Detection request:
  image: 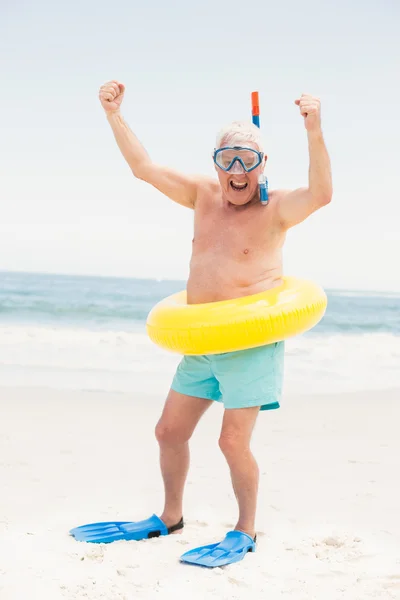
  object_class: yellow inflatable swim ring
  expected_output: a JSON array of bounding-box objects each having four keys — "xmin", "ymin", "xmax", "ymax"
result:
[{"xmin": 146, "ymin": 276, "xmax": 327, "ymax": 355}]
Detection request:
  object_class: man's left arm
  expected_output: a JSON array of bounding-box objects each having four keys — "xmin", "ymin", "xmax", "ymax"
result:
[{"xmin": 277, "ymin": 94, "xmax": 333, "ymax": 229}]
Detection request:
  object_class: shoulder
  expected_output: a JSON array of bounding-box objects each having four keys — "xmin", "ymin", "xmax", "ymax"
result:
[
  {"xmin": 267, "ymin": 188, "xmax": 300, "ymax": 211},
  {"xmin": 256, "ymin": 189, "xmax": 288, "ymax": 228},
  {"xmin": 194, "ymin": 174, "xmax": 218, "ymax": 189},
  {"xmin": 262, "ymin": 188, "xmax": 287, "ymax": 212},
  {"xmin": 268, "ymin": 188, "xmax": 290, "ymax": 201},
  {"xmin": 194, "ymin": 176, "xmax": 219, "ymax": 206}
]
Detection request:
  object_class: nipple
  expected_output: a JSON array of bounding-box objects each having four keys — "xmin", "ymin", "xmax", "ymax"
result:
[{"xmin": 244, "ymin": 249, "xmax": 249, "ymax": 255}]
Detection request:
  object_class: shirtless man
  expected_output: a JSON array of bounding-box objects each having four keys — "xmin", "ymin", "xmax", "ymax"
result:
[{"xmin": 74, "ymin": 81, "xmax": 332, "ymax": 564}]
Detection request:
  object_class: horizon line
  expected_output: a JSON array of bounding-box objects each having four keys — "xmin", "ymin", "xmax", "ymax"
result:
[{"xmin": 0, "ymin": 268, "xmax": 399, "ymax": 296}]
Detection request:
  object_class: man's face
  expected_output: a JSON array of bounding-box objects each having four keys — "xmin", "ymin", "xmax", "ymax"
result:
[{"xmin": 213, "ymin": 142, "xmax": 266, "ymax": 206}]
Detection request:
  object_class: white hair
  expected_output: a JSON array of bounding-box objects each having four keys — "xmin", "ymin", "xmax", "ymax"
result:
[{"xmin": 215, "ymin": 120, "xmax": 264, "ymax": 152}]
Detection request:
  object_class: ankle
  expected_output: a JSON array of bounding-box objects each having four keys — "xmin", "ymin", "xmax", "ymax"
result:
[
  {"xmin": 234, "ymin": 524, "xmax": 256, "ymax": 540},
  {"xmin": 160, "ymin": 512, "xmax": 184, "ymax": 529}
]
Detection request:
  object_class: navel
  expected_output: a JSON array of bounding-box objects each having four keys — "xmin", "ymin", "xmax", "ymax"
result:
[{"xmin": 243, "ymin": 248, "xmax": 249, "ymax": 255}]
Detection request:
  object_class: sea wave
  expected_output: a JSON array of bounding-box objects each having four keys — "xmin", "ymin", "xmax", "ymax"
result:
[
  {"xmin": 1, "ymin": 272, "xmax": 399, "ymax": 334},
  {"xmin": 0, "ymin": 324, "xmax": 399, "ymax": 395}
]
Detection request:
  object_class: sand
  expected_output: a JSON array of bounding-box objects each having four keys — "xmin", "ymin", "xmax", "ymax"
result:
[{"xmin": 0, "ymin": 386, "xmax": 399, "ymax": 599}]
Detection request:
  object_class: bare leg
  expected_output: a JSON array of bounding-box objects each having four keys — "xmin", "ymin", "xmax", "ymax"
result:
[
  {"xmin": 155, "ymin": 389, "xmax": 213, "ymax": 528},
  {"xmin": 219, "ymin": 406, "xmax": 260, "ymax": 539}
]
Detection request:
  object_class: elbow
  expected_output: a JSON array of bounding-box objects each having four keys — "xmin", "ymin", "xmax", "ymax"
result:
[
  {"xmin": 311, "ymin": 188, "xmax": 332, "ymax": 208},
  {"xmin": 319, "ymin": 192, "xmax": 332, "ymax": 207},
  {"xmin": 131, "ymin": 167, "xmax": 146, "ymax": 181},
  {"xmin": 133, "ymin": 170, "xmax": 145, "ymax": 181},
  {"xmin": 131, "ymin": 161, "xmax": 152, "ymax": 181}
]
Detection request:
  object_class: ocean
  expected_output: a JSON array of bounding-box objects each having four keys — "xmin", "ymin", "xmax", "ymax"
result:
[{"xmin": 0, "ymin": 270, "xmax": 399, "ymax": 396}]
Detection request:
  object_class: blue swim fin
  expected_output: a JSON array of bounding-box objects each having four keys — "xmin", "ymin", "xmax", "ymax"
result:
[
  {"xmin": 180, "ymin": 530, "xmax": 256, "ymax": 568},
  {"xmin": 69, "ymin": 514, "xmax": 183, "ymax": 544}
]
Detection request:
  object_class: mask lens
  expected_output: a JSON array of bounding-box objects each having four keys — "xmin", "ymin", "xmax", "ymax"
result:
[{"xmin": 215, "ymin": 147, "xmax": 261, "ymax": 172}]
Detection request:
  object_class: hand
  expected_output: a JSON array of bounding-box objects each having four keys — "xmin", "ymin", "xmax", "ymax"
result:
[
  {"xmin": 99, "ymin": 80, "xmax": 125, "ymax": 113},
  {"xmin": 295, "ymin": 94, "xmax": 321, "ymax": 132}
]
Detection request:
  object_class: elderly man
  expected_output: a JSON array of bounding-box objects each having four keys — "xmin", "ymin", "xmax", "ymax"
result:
[{"xmin": 70, "ymin": 82, "xmax": 332, "ymax": 566}]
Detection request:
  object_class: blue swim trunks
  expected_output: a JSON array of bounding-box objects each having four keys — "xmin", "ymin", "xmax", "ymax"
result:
[{"xmin": 171, "ymin": 342, "xmax": 284, "ymax": 411}]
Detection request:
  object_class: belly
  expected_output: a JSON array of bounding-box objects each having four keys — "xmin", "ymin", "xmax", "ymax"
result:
[{"xmin": 187, "ymin": 249, "xmax": 283, "ymax": 304}]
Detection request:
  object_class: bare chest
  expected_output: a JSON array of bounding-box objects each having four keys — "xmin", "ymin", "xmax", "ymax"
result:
[{"xmin": 193, "ymin": 202, "xmax": 281, "ymax": 258}]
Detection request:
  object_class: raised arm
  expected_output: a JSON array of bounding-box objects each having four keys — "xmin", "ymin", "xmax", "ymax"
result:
[
  {"xmin": 277, "ymin": 94, "xmax": 333, "ymax": 228},
  {"xmin": 99, "ymin": 81, "xmax": 199, "ymax": 209}
]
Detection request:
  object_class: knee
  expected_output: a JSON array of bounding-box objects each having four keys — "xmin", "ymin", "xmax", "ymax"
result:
[
  {"xmin": 219, "ymin": 429, "xmax": 248, "ymax": 459},
  {"xmin": 155, "ymin": 420, "xmax": 191, "ymax": 446}
]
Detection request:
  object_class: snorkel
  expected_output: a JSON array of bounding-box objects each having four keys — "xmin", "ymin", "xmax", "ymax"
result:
[{"xmin": 251, "ymin": 91, "xmax": 269, "ymax": 206}]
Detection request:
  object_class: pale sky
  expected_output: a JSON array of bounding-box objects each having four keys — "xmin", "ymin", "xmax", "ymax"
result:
[{"xmin": 1, "ymin": 0, "xmax": 399, "ymax": 291}]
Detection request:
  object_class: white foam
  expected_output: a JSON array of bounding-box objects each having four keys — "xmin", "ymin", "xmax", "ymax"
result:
[
  {"xmin": 0, "ymin": 325, "xmax": 399, "ymax": 394},
  {"xmin": 330, "ymin": 289, "xmax": 400, "ymax": 299},
  {"xmin": 0, "ymin": 324, "xmax": 180, "ymax": 394},
  {"xmin": 283, "ymin": 333, "xmax": 400, "ymax": 394}
]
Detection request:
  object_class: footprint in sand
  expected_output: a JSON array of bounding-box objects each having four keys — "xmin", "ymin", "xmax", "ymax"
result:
[
  {"xmin": 81, "ymin": 546, "xmax": 105, "ymax": 563},
  {"xmin": 381, "ymin": 575, "xmax": 400, "ymax": 590},
  {"xmin": 227, "ymin": 576, "xmax": 250, "ymax": 588},
  {"xmin": 194, "ymin": 520, "xmax": 208, "ymax": 527},
  {"xmin": 313, "ymin": 535, "xmax": 363, "ymax": 562}
]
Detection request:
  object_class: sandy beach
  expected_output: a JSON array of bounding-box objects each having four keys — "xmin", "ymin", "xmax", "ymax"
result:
[{"xmin": 0, "ymin": 386, "xmax": 399, "ymax": 599}]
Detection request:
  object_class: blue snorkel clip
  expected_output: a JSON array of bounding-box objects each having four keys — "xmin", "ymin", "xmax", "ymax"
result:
[
  {"xmin": 258, "ymin": 174, "xmax": 269, "ymax": 206},
  {"xmin": 251, "ymin": 91, "xmax": 269, "ymax": 206}
]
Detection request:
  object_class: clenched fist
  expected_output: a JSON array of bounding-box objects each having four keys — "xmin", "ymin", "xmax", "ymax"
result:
[
  {"xmin": 99, "ymin": 81, "xmax": 125, "ymax": 113},
  {"xmin": 295, "ymin": 94, "xmax": 321, "ymax": 132}
]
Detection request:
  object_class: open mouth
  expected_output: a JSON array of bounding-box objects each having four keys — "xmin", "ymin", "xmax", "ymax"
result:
[{"xmin": 230, "ymin": 181, "xmax": 248, "ymax": 192}]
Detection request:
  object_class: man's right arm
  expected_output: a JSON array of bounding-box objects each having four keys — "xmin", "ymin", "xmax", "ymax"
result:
[
  {"xmin": 106, "ymin": 112, "xmax": 198, "ymax": 209},
  {"xmin": 101, "ymin": 82, "xmax": 198, "ymax": 209}
]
